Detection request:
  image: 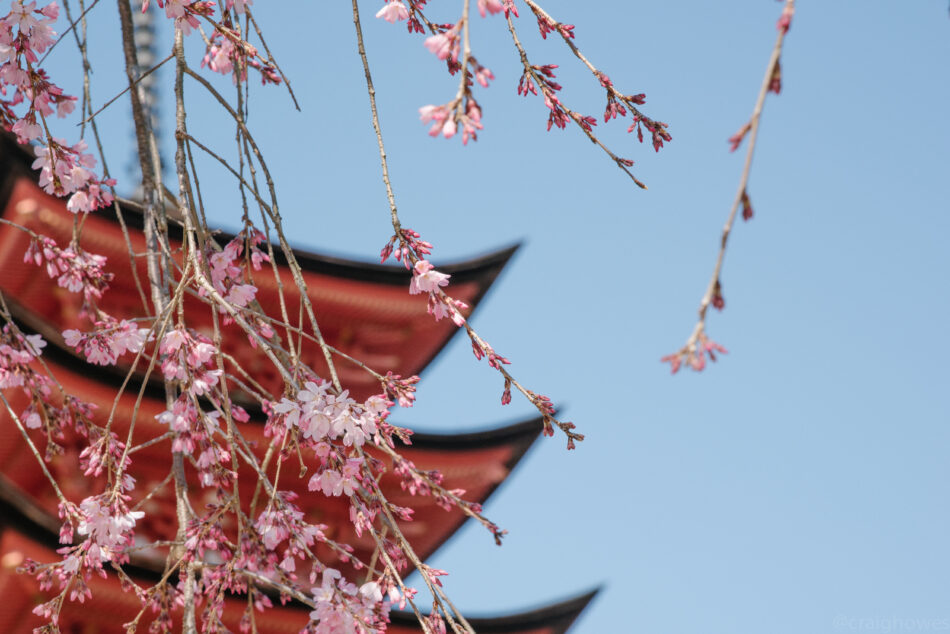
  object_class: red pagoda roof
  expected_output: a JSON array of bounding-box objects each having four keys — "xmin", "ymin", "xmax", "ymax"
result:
[
  {"xmin": 0, "ymin": 136, "xmax": 517, "ymax": 401},
  {"xmin": 0, "ymin": 134, "xmax": 596, "ymax": 631},
  {"xmin": 0, "ymin": 322, "xmax": 542, "ymax": 570},
  {"xmin": 0, "ymin": 484, "xmax": 596, "ymax": 634}
]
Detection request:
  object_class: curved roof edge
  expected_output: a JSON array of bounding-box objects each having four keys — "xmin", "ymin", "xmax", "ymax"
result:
[
  {"xmin": 392, "ymin": 588, "xmax": 600, "ymax": 634},
  {"xmin": 0, "ymin": 132, "xmax": 519, "ymax": 286}
]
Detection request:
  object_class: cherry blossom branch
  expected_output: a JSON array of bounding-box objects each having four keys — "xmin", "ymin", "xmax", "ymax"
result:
[
  {"xmin": 358, "ymin": 0, "xmax": 582, "ymax": 449},
  {"xmin": 504, "ymin": 10, "xmax": 655, "ymax": 188},
  {"xmin": 663, "ymin": 0, "xmax": 795, "ymax": 374},
  {"xmin": 182, "ymin": 64, "xmax": 344, "ymax": 392}
]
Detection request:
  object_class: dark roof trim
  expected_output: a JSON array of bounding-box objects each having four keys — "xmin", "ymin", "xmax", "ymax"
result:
[{"xmin": 391, "ymin": 588, "xmax": 601, "ymax": 633}]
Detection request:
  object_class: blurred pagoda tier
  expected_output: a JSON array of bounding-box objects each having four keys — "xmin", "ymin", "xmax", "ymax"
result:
[
  {"xmin": 0, "ymin": 481, "xmax": 597, "ymax": 633},
  {"xmin": 0, "ymin": 133, "xmax": 596, "ymax": 631}
]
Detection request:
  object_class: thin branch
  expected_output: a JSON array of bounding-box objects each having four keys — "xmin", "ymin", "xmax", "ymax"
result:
[{"xmin": 665, "ymin": 0, "xmax": 795, "ymax": 373}]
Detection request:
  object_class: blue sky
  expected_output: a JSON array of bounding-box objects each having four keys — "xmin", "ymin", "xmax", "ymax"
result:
[{"xmin": 39, "ymin": 1, "xmax": 950, "ymax": 632}]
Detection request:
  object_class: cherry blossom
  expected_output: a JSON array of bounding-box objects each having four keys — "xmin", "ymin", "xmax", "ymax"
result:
[
  {"xmin": 30, "ymin": 140, "xmax": 115, "ymax": 213},
  {"xmin": 375, "ymin": 1, "xmax": 409, "ymax": 24},
  {"xmin": 408, "ymin": 259, "xmax": 450, "ymax": 294},
  {"xmin": 0, "ymin": 325, "xmax": 46, "ymax": 389},
  {"xmin": 423, "ymin": 25, "xmax": 460, "ymax": 62},
  {"xmin": 75, "ymin": 495, "xmax": 144, "ymax": 561},
  {"xmin": 62, "ymin": 319, "xmax": 151, "ymax": 366},
  {"xmin": 477, "ymin": 0, "xmax": 504, "ymax": 18}
]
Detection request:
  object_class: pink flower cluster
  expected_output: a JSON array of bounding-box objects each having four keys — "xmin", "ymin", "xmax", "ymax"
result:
[
  {"xmin": 418, "ymin": 104, "xmax": 455, "ymax": 138},
  {"xmin": 150, "ymin": 0, "xmax": 203, "ymax": 35},
  {"xmin": 204, "ymin": 233, "xmax": 266, "ymax": 316},
  {"xmin": 308, "ymin": 568, "xmax": 391, "ymax": 634},
  {"xmin": 409, "ymin": 260, "xmax": 467, "ymax": 325},
  {"xmin": 418, "ymin": 98, "xmax": 483, "ymax": 144},
  {"xmin": 200, "ymin": 25, "xmax": 281, "ymax": 85},
  {"xmin": 242, "ymin": 492, "xmax": 330, "ymax": 583},
  {"xmin": 63, "ymin": 318, "xmax": 151, "ymax": 366},
  {"xmin": 24, "ymin": 235, "xmax": 114, "ymax": 303},
  {"xmin": 158, "ymin": 327, "xmax": 222, "ymax": 396},
  {"xmin": 534, "ymin": 13, "xmax": 575, "ymax": 40},
  {"xmin": 271, "ymin": 381, "xmax": 385, "ymax": 450},
  {"xmin": 31, "ymin": 139, "xmax": 115, "ymax": 213},
  {"xmin": 0, "ymin": 324, "xmax": 45, "ymax": 389},
  {"xmin": 31, "ymin": 494, "xmax": 143, "ymax": 612},
  {"xmin": 1, "ymin": 1, "xmax": 57, "ymax": 60},
  {"xmin": 408, "ymin": 259, "xmax": 449, "ymax": 295},
  {"xmin": 0, "ymin": 324, "xmax": 101, "ymax": 450},
  {"xmin": 381, "ymin": 371, "xmax": 419, "ymax": 409},
  {"xmin": 423, "ymin": 24, "xmax": 460, "ymax": 63},
  {"xmin": 1, "ymin": 3, "xmax": 116, "ymax": 213}
]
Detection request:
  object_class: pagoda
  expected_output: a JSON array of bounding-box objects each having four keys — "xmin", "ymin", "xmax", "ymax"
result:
[{"xmin": 0, "ymin": 134, "xmax": 595, "ymax": 633}]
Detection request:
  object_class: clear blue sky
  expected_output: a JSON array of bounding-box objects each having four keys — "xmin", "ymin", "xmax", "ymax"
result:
[{"xmin": 40, "ymin": 1, "xmax": 950, "ymax": 632}]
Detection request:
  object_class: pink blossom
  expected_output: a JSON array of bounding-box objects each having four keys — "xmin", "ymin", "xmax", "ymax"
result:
[
  {"xmin": 5, "ymin": 1, "xmax": 40, "ymax": 33},
  {"xmin": 477, "ymin": 0, "xmax": 504, "ymax": 17},
  {"xmin": 409, "ymin": 259, "xmax": 450, "ymax": 294},
  {"xmin": 424, "ymin": 25, "xmax": 459, "ymax": 62},
  {"xmin": 375, "ymin": 1, "xmax": 409, "ymax": 23},
  {"xmin": 359, "ymin": 581, "xmax": 382, "ymax": 605},
  {"xmin": 226, "ymin": 283, "xmax": 257, "ymax": 307},
  {"xmin": 24, "ymin": 409, "xmax": 42, "ymax": 429},
  {"xmin": 75, "ymin": 496, "xmax": 144, "ymax": 561},
  {"xmin": 310, "ymin": 468, "xmax": 344, "ymax": 497},
  {"xmin": 11, "ymin": 117, "xmax": 42, "ymax": 142}
]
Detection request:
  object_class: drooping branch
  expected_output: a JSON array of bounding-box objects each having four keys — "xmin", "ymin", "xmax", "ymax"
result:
[{"xmin": 663, "ymin": 0, "xmax": 795, "ymax": 374}]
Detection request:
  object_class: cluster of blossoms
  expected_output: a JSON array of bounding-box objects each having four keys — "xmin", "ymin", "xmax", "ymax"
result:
[
  {"xmin": 516, "ymin": 62, "xmax": 574, "ymax": 131},
  {"xmin": 1, "ymin": 2, "xmax": 116, "ymax": 213},
  {"xmin": 29, "ymin": 492, "xmax": 142, "ymax": 620},
  {"xmin": 154, "ymin": 326, "xmax": 250, "ymax": 487},
  {"xmin": 159, "ymin": 328, "xmax": 221, "ymax": 394},
  {"xmin": 307, "ymin": 568, "xmax": 392, "ymax": 634},
  {"xmin": 203, "ymin": 231, "xmax": 269, "ymax": 321},
  {"xmin": 63, "ymin": 318, "xmax": 151, "ymax": 366},
  {"xmin": 24, "ymin": 234, "xmax": 113, "ymax": 304},
  {"xmin": 380, "ymin": 229, "xmax": 467, "ymax": 326},
  {"xmin": 150, "ymin": 0, "xmax": 283, "ymax": 85},
  {"xmin": 0, "ymin": 323, "xmax": 45, "ymax": 390},
  {"xmin": 375, "ymin": 1, "xmax": 499, "ymax": 144},
  {"xmin": 148, "ymin": 0, "xmax": 213, "ymax": 35},
  {"xmin": 270, "ymin": 380, "xmax": 387, "ymax": 451},
  {"xmin": 409, "ymin": 258, "xmax": 463, "ymax": 324},
  {"xmin": 0, "ymin": 0, "xmax": 66, "ymax": 129},
  {"xmin": 0, "ymin": 322, "xmax": 99, "ymax": 456},
  {"xmin": 31, "ymin": 139, "xmax": 115, "ymax": 213},
  {"xmin": 199, "ymin": 12, "xmax": 281, "ymax": 84},
  {"xmin": 201, "ymin": 28, "xmax": 280, "ymax": 85},
  {"xmin": 533, "ymin": 9, "xmax": 574, "ymax": 40}
]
